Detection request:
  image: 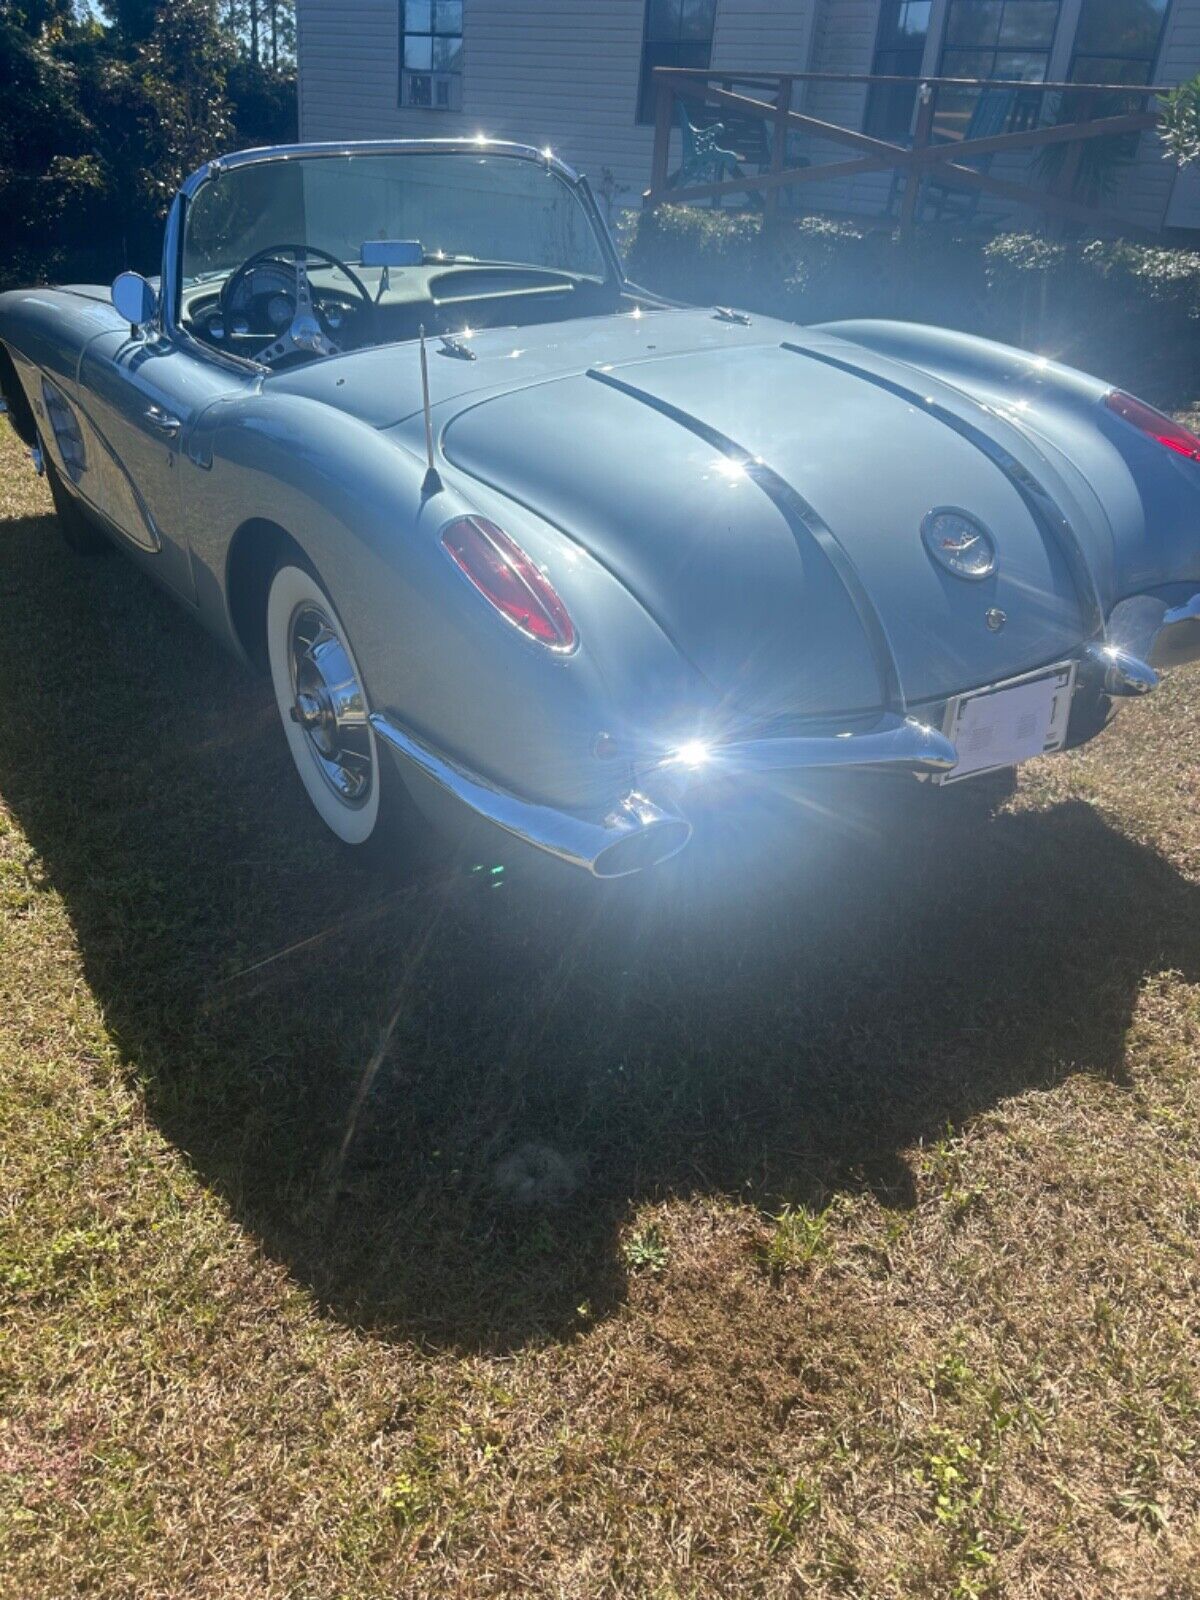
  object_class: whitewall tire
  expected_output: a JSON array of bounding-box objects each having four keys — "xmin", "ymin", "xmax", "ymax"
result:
[{"xmin": 266, "ymin": 561, "xmax": 383, "ymax": 846}]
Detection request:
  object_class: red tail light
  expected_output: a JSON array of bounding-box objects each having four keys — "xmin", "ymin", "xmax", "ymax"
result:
[
  {"xmin": 441, "ymin": 515, "xmax": 577, "ymax": 651},
  {"xmin": 1105, "ymin": 390, "xmax": 1200, "ymax": 462}
]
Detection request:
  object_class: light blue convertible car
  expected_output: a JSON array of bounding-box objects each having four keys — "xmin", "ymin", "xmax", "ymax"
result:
[{"xmin": 1, "ymin": 140, "xmax": 1197, "ymax": 877}]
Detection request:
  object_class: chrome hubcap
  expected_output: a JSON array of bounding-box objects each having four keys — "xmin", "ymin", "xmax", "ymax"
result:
[{"xmin": 287, "ymin": 603, "xmax": 373, "ymax": 806}]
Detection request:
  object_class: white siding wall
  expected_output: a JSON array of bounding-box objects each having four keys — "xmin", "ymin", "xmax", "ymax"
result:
[
  {"xmin": 709, "ymin": 0, "xmax": 817, "ymax": 73},
  {"xmin": 296, "ymin": 0, "xmax": 1200, "ymax": 231},
  {"xmin": 297, "ymin": 0, "xmax": 817, "ymax": 211},
  {"xmin": 799, "ymin": 0, "xmax": 888, "ymax": 214},
  {"xmin": 1137, "ymin": 0, "xmax": 1200, "ymax": 229}
]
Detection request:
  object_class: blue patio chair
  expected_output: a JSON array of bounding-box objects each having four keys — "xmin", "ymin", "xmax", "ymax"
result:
[
  {"xmin": 923, "ymin": 85, "xmax": 1017, "ymax": 220},
  {"xmin": 888, "ymin": 85, "xmax": 1017, "ymax": 222}
]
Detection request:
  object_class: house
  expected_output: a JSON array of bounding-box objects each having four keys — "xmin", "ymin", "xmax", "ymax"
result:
[{"xmin": 295, "ymin": 0, "xmax": 1200, "ymax": 232}]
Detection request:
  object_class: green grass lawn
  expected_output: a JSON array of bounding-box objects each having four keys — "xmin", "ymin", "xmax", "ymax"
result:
[{"xmin": 1, "ymin": 420, "xmax": 1199, "ymax": 1598}]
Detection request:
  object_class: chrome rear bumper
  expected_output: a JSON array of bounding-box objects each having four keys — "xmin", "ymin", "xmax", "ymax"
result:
[
  {"xmin": 370, "ymin": 711, "xmax": 956, "ymax": 878},
  {"xmin": 370, "ymin": 595, "xmax": 1195, "ymax": 879}
]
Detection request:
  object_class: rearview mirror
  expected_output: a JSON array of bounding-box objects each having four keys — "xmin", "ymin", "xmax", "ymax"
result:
[
  {"xmin": 360, "ymin": 240, "xmax": 423, "ymax": 267},
  {"xmin": 111, "ymin": 271, "xmax": 158, "ymax": 332}
]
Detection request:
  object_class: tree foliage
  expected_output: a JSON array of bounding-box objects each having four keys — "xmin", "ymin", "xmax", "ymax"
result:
[
  {"xmin": 0, "ymin": 0, "xmax": 297, "ymax": 289},
  {"xmin": 1159, "ymin": 74, "xmax": 1200, "ymax": 169},
  {"xmin": 135, "ymin": 0, "xmax": 236, "ymax": 215}
]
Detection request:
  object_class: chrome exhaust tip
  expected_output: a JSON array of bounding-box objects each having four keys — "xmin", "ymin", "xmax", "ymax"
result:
[{"xmin": 589, "ymin": 794, "xmax": 692, "ymax": 878}]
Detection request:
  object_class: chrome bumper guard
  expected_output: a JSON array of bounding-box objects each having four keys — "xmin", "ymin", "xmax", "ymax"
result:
[
  {"xmin": 1106, "ymin": 590, "xmax": 1200, "ymax": 675},
  {"xmin": 1081, "ymin": 640, "xmax": 1160, "ymax": 697},
  {"xmin": 370, "ymin": 712, "xmax": 956, "ymax": 878}
]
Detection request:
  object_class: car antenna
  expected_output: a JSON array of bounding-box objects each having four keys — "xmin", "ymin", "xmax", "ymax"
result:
[{"xmin": 418, "ymin": 325, "xmax": 442, "ymax": 496}]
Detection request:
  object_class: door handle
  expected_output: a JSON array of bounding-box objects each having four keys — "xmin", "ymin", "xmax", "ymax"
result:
[{"xmin": 144, "ymin": 405, "xmax": 181, "ymax": 436}]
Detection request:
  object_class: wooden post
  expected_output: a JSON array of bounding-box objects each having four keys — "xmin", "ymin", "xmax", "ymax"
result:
[
  {"xmin": 1049, "ymin": 85, "xmax": 1088, "ymax": 236},
  {"xmin": 764, "ymin": 75, "xmax": 793, "ymax": 220},
  {"xmin": 898, "ymin": 81, "xmax": 934, "ymax": 238},
  {"xmin": 648, "ymin": 74, "xmax": 673, "ymax": 206},
  {"xmin": 1052, "ymin": 137, "xmax": 1085, "ymax": 236}
]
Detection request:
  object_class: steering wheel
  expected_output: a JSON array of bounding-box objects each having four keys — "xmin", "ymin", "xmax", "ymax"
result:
[{"xmin": 219, "ymin": 244, "xmax": 373, "ymax": 364}]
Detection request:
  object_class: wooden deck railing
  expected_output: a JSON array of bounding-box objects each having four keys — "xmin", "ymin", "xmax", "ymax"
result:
[{"xmin": 644, "ymin": 68, "xmax": 1171, "ymax": 235}]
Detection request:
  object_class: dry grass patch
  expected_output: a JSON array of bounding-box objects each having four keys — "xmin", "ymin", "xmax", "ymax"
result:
[{"xmin": 1, "ymin": 421, "xmax": 1199, "ymax": 1596}]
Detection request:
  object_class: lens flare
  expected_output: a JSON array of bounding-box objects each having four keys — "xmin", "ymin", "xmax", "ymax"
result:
[{"xmin": 672, "ymin": 738, "xmax": 713, "ymax": 769}]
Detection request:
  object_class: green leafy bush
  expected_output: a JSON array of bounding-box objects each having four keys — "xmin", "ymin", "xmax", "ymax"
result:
[
  {"xmin": 984, "ymin": 232, "xmax": 1200, "ymax": 403},
  {"xmin": 626, "ymin": 206, "xmax": 1200, "ymax": 406},
  {"xmin": 1159, "ymin": 73, "xmax": 1200, "ymax": 169}
]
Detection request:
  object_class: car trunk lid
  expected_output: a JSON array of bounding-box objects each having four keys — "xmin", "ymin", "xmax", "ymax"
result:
[{"xmin": 437, "ymin": 342, "xmax": 1088, "ymax": 716}]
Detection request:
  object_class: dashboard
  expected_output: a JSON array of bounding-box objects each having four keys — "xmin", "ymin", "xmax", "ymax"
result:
[{"xmin": 182, "ymin": 260, "xmax": 617, "ymax": 365}]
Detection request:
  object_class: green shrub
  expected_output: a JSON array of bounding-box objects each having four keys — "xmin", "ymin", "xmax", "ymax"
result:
[
  {"xmin": 984, "ymin": 232, "xmax": 1200, "ymax": 402},
  {"xmin": 627, "ymin": 207, "xmax": 990, "ymax": 330},
  {"xmin": 625, "ymin": 206, "xmax": 1200, "ymax": 407}
]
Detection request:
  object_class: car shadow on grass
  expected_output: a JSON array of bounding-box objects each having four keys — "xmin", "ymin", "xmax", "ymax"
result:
[{"xmin": 2, "ymin": 510, "xmax": 1199, "ymax": 1353}]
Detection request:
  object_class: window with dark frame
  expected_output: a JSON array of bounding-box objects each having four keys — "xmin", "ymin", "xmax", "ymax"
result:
[
  {"xmin": 1068, "ymin": 0, "xmax": 1170, "ymax": 87},
  {"xmin": 862, "ymin": 0, "xmax": 1172, "ymax": 149},
  {"xmin": 1060, "ymin": 0, "xmax": 1171, "ymax": 165},
  {"xmin": 933, "ymin": 0, "xmax": 1064, "ymax": 140},
  {"xmin": 401, "ymin": 0, "xmax": 463, "ymax": 111},
  {"xmin": 636, "ymin": 0, "xmax": 718, "ymax": 125},
  {"xmin": 865, "ymin": 0, "xmax": 933, "ymax": 137}
]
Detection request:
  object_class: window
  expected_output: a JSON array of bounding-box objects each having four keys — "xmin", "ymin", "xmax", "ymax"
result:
[
  {"xmin": 1057, "ymin": 0, "xmax": 1171, "ymax": 168},
  {"xmin": 401, "ymin": 0, "xmax": 463, "ymax": 111},
  {"xmin": 935, "ymin": 0, "xmax": 1063, "ymax": 139},
  {"xmin": 182, "ymin": 152, "xmax": 611, "ymax": 294},
  {"xmin": 636, "ymin": 0, "xmax": 718, "ymax": 125},
  {"xmin": 865, "ymin": 0, "xmax": 933, "ymax": 137},
  {"xmin": 1068, "ymin": 0, "xmax": 1170, "ymax": 86}
]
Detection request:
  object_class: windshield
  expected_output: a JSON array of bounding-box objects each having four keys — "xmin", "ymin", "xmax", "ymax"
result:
[{"xmin": 182, "ymin": 149, "xmax": 610, "ymax": 287}]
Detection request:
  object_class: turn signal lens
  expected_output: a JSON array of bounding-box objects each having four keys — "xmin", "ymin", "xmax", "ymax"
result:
[
  {"xmin": 441, "ymin": 515, "xmax": 577, "ymax": 651},
  {"xmin": 1105, "ymin": 390, "xmax": 1200, "ymax": 462}
]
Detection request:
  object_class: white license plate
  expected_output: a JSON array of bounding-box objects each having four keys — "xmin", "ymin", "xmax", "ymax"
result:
[{"xmin": 934, "ymin": 663, "xmax": 1076, "ymax": 785}]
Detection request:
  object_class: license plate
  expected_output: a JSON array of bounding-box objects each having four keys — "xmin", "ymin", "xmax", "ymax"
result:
[{"xmin": 934, "ymin": 663, "xmax": 1076, "ymax": 785}]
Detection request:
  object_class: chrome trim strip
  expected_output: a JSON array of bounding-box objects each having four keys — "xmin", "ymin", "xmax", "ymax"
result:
[
  {"xmin": 575, "ymin": 174, "xmax": 625, "ymax": 289},
  {"xmin": 780, "ymin": 342, "xmax": 1108, "ymax": 642},
  {"xmin": 161, "ymin": 192, "xmax": 264, "ymax": 376},
  {"xmin": 179, "ymin": 139, "xmax": 583, "ymax": 200},
  {"xmin": 585, "ymin": 367, "xmax": 907, "ymax": 715},
  {"xmin": 369, "ymin": 713, "xmax": 693, "ymax": 878},
  {"xmin": 67, "ymin": 389, "xmax": 164, "ymax": 552},
  {"xmin": 657, "ymin": 713, "xmax": 959, "ymax": 778}
]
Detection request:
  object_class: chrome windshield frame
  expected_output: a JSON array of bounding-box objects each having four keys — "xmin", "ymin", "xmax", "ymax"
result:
[{"xmin": 161, "ymin": 139, "xmax": 626, "ymax": 363}]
